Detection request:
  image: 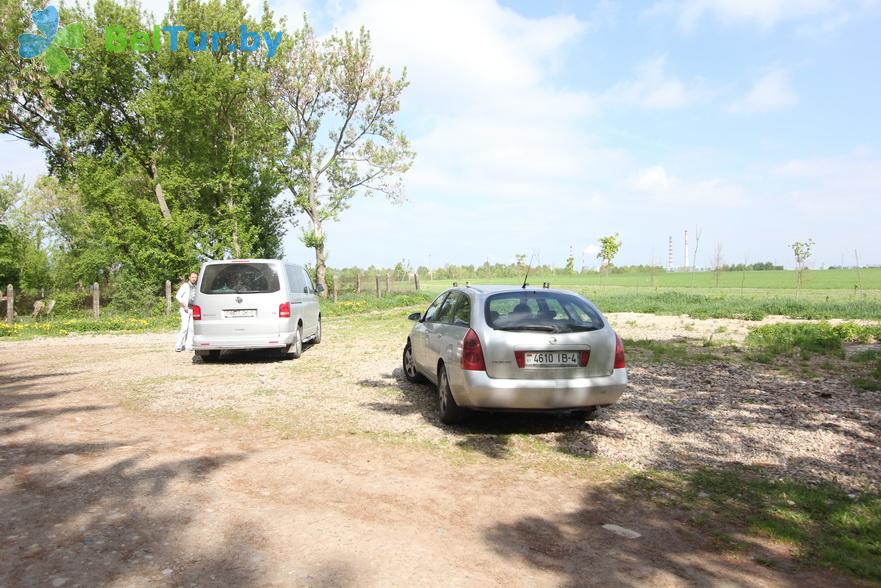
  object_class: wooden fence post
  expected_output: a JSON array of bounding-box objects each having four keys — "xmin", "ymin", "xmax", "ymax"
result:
[
  {"xmin": 375, "ymin": 274, "xmax": 381, "ymax": 298},
  {"xmin": 332, "ymin": 274, "xmax": 338, "ymax": 303},
  {"xmin": 92, "ymin": 282, "xmax": 100, "ymax": 319},
  {"xmin": 165, "ymin": 280, "xmax": 172, "ymax": 315},
  {"xmin": 414, "ymin": 273, "xmax": 420, "ymax": 291},
  {"xmin": 385, "ymin": 273, "xmax": 391, "ymax": 295},
  {"xmin": 356, "ymin": 273, "xmax": 362, "ymax": 293},
  {"xmin": 5, "ymin": 284, "xmax": 12, "ymax": 324}
]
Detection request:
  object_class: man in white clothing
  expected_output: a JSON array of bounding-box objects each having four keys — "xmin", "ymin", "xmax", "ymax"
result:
[{"xmin": 175, "ymin": 272, "xmax": 198, "ymax": 352}]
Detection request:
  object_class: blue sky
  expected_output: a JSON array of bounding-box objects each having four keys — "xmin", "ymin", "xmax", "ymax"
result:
[{"xmin": 3, "ymin": 0, "xmax": 880, "ymax": 269}]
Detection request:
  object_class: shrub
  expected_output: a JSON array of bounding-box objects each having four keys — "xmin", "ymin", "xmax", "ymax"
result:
[{"xmin": 746, "ymin": 322, "xmax": 881, "ymax": 358}]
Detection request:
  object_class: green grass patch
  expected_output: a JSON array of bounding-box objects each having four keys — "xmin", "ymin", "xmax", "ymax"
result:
[
  {"xmin": 630, "ymin": 468, "xmax": 881, "ymax": 581},
  {"xmin": 624, "ymin": 338, "xmax": 724, "ymax": 364},
  {"xmin": 0, "ymin": 314, "xmax": 179, "ymax": 338},
  {"xmin": 320, "ymin": 292, "xmax": 433, "ymax": 317},
  {"xmin": 745, "ymin": 322, "xmax": 881, "ymax": 359}
]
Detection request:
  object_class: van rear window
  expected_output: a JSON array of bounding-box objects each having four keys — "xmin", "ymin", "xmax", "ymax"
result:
[
  {"xmin": 200, "ymin": 263, "xmax": 280, "ymax": 294},
  {"xmin": 485, "ymin": 292, "xmax": 603, "ymax": 333}
]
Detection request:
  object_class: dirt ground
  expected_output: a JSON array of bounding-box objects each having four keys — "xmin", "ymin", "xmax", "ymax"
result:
[{"xmin": 1, "ymin": 313, "xmax": 877, "ymax": 586}]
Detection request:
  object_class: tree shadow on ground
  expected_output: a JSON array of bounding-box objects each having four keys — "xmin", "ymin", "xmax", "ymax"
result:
[
  {"xmin": 483, "ymin": 470, "xmax": 863, "ymax": 587},
  {"xmin": 0, "ymin": 364, "xmax": 261, "ymax": 586}
]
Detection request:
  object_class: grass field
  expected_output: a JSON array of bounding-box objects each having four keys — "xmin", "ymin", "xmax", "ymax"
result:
[
  {"xmin": 423, "ymin": 268, "xmax": 881, "ymax": 291},
  {"xmin": 420, "ymin": 268, "xmax": 881, "ymax": 320}
]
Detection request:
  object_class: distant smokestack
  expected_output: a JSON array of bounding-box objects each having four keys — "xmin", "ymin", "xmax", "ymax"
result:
[
  {"xmin": 667, "ymin": 236, "xmax": 673, "ymax": 271},
  {"xmin": 684, "ymin": 230, "xmax": 689, "ymax": 269}
]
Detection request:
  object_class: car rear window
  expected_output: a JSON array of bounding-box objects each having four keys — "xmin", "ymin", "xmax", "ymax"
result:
[
  {"xmin": 484, "ymin": 291, "xmax": 603, "ymax": 333},
  {"xmin": 200, "ymin": 263, "xmax": 280, "ymax": 294}
]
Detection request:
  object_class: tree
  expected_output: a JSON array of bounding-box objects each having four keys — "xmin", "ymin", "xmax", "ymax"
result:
[
  {"xmin": 597, "ymin": 234, "xmax": 622, "ymax": 272},
  {"xmin": 791, "ymin": 239, "xmax": 815, "ymax": 298},
  {"xmin": 712, "ymin": 242, "xmax": 724, "ymax": 287},
  {"xmin": 0, "ymin": 174, "xmax": 26, "ymax": 286},
  {"xmin": 272, "ymin": 20, "xmax": 415, "ymax": 296},
  {"xmin": 564, "ymin": 248, "xmax": 575, "ymax": 274},
  {"xmin": 1, "ymin": 0, "xmax": 287, "ymax": 290}
]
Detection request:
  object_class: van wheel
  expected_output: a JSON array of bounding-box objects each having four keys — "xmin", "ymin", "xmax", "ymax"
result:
[
  {"xmin": 313, "ymin": 317, "xmax": 322, "ymax": 344},
  {"xmin": 196, "ymin": 350, "xmax": 220, "ymax": 362},
  {"xmin": 437, "ymin": 365, "xmax": 467, "ymax": 425},
  {"xmin": 402, "ymin": 341, "xmax": 425, "ymax": 383},
  {"xmin": 288, "ymin": 326, "xmax": 303, "ymax": 359}
]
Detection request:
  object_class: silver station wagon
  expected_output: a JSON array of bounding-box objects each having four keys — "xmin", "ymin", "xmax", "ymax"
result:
[
  {"xmin": 192, "ymin": 259, "xmax": 322, "ymax": 361},
  {"xmin": 402, "ymin": 285, "xmax": 627, "ymax": 424}
]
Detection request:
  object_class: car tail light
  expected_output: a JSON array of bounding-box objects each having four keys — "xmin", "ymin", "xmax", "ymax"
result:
[
  {"xmin": 614, "ymin": 334, "xmax": 626, "ymax": 369},
  {"xmin": 192, "ymin": 305, "xmax": 201, "ymax": 321},
  {"xmin": 514, "ymin": 350, "xmax": 525, "ymax": 368},
  {"xmin": 580, "ymin": 350, "xmax": 590, "ymax": 367},
  {"xmin": 279, "ymin": 302, "xmax": 291, "ymax": 318},
  {"xmin": 461, "ymin": 329, "xmax": 486, "ymax": 371}
]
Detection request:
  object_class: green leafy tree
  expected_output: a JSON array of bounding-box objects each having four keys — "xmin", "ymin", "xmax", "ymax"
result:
[
  {"xmin": 1, "ymin": 0, "xmax": 287, "ymax": 292},
  {"xmin": 273, "ymin": 20, "xmax": 415, "ymax": 296},
  {"xmin": 564, "ymin": 251, "xmax": 575, "ymax": 274},
  {"xmin": 0, "ymin": 174, "xmax": 26, "ymax": 286},
  {"xmin": 791, "ymin": 238, "xmax": 815, "ymax": 298},
  {"xmin": 597, "ymin": 234, "xmax": 622, "ymax": 272}
]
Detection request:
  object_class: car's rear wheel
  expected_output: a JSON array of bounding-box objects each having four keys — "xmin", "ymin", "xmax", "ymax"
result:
[
  {"xmin": 437, "ymin": 364, "xmax": 467, "ymax": 424},
  {"xmin": 313, "ymin": 317, "xmax": 322, "ymax": 344},
  {"xmin": 402, "ymin": 341, "xmax": 425, "ymax": 383},
  {"xmin": 285, "ymin": 326, "xmax": 303, "ymax": 359}
]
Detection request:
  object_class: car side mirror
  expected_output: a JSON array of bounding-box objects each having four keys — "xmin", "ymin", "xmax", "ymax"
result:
[
  {"xmin": 316, "ymin": 284, "xmax": 325, "ymax": 294},
  {"xmin": 408, "ymin": 312, "xmax": 421, "ymax": 321}
]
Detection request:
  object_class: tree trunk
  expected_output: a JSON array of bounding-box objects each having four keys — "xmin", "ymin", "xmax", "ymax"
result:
[
  {"xmin": 228, "ymin": 197, "xmax": 241, "ymax": 257},
  {"xmin": 313, "ymin": 217, "xmax": 328, "ymax": 299},
  {"xmin": 149, "ymin": 160, "xmax": 172, "ymax": 220}
]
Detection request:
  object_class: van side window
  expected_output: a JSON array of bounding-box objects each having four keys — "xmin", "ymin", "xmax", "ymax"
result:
[
  {"xmin": 287, "ymin": 267, "xmax": 305, "ymax": 294},
  {"xmin": 301, "ymin": 269, "xmax": 314, "ymax": 294}
]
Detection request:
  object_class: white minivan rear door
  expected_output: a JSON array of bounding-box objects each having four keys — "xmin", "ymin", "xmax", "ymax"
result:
[{"xmin": 196, "ymin": 262, "xmax": 285, "ymax": 339}]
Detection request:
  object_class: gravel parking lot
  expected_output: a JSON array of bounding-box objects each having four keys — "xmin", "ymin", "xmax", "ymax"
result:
[
  {"xmin": 16, "ymin": 310, "xmax": 877, "ymax": 491},
  {"xmin": 3, "ymin": 311, "xmax": 878, "ymax": 586}
]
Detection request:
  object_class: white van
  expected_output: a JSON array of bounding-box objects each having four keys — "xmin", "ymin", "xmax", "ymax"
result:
[{"xmin": 192, "ymin": 259, "xmax": 322, "ymax": 361}]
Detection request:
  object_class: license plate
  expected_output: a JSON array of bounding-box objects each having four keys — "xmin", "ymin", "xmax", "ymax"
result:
[
  {"xmin": 223, "ymin": 309, "xmax": 256, "ymax": 318},
  {"xmin": 524, "ymin": 351, "xmax": 580, "ymax": 367}
]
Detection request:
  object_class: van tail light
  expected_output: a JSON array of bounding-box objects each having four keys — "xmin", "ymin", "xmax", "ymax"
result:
[
  {"xmin": 192, "ymin": 305, "xmax": 201, "ymax": 321},
  {"xmin": 614, "ymin": 333, "xmax": 626, "ymax": 369},
  {"xmin": 461, "ymin": 329, "xmax": 486, "ymax": 371},
  {"xmin": 279, "ymin": 302, "xmax": 291, "ymax": 318}
]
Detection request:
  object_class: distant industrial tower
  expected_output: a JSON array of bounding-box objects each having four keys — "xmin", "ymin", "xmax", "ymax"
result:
[
  {"xmin": 684, "ymin": 229, "xmax": 689, "ymax": 269},
  {"xmin": 667, "ymin": 236, "xmax": 673, "ymax": 271}
]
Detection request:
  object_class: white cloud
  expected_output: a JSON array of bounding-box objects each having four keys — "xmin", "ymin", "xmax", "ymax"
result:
[
  {"xmin": 601, "ymin": 56, "xmax": 711, "ymax": 109},
  {"xmin": 628, "ymin": 165, "xmax": 745, "ymax": 205},
  {"xmin": 772, "ymin": 147, "xmax": 881, "ymax": 212},
  {"xmin": 649, "ymin": 0, "xmax": 874, "ymax": 31},
  {"xmin": 728, "ymin": 69, "xmax": 798, "ymax": 113}
]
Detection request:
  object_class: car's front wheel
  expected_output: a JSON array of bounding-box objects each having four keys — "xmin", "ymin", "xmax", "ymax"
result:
[
  {"xmin": 437, "ymin": 364, "xmax": 467, "ymax": 425},
  {"xmin": 402, "ymin": 341, "xmax": 425, "ymax": 383}
]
